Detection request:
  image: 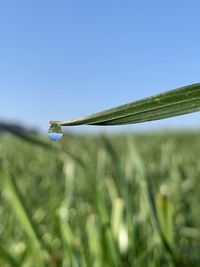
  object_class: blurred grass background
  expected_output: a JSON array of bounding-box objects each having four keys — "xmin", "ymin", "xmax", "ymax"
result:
[{"xmin": 0, "ymin": 130, "xmax": 200, "ymax": 266}]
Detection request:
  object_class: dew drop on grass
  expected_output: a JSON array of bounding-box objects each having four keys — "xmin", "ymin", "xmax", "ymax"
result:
[{"xmin": 48, "ymin": 124, "xmax": 63, "ymax": 141}]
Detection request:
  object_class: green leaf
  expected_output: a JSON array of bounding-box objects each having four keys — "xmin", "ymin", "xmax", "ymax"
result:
[{"xmin": 49, "ymin": 83, "xmax": 200, "ymax": 126}]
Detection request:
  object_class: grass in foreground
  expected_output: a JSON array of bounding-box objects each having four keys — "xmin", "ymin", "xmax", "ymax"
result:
[{"xmin": 0, "ymin": 131, "xmax": 200, "ymax": 267}]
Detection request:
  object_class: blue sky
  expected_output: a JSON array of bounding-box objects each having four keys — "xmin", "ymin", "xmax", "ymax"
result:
[{"xmin": 0, "ymin": 0, "xmax": 200, "ymax": 132}]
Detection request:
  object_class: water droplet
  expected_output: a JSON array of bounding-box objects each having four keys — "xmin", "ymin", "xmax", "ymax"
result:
[{"xmin": 48, "ymin": 124, "xmax": 63, "ymax": 141}]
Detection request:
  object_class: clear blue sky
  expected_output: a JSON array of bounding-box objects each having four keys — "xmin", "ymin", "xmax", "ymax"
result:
[{"xmin": 0, "ymin": 0, "xmax": 200, "ymax": 132}]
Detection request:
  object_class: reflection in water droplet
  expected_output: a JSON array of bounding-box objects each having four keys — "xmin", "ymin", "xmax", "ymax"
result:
[
  {"xmin": 48, "ymin": 124, "xmax": 63, "ymax": 141},
  {"xmin": 48, "ymin": 132, "xmax": 63, "ymax": 141}
]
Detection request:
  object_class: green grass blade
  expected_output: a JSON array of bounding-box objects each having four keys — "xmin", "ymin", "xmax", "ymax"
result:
[
  {"xmin": 49, "ymin": 83, "xmax": 200, "ymax": 126},
  {"xmin": 127, "ymin": 138, "xmax": 180, "ymax": 266},
  {"xmin": 3, "ymin": 174, "xmax": 46, "ymax": 267}
]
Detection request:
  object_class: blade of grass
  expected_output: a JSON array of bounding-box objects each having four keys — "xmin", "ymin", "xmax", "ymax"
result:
[
  {"xmin": 3, "ymin": 173, "xmax": 47, "ymax": 267},
  {"xmin": 86, "ymin": 214, "xmax": 102, "ymax": 267},
  {"xmin": 49, "ymin": 83, "xmax": 200, "ymax": 126},
  {"xmin": 156, "ymin": 187, "xmax": 174, "ymax": 247},
  {"xmin": 127, "ymin": 137, "xmax": 180, "ymax": 267}
]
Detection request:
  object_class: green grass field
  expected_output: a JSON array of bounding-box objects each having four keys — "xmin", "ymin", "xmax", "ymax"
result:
[{"xmin": 0, "ymin": 131, "xmax": 200, "ymax": 267}]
